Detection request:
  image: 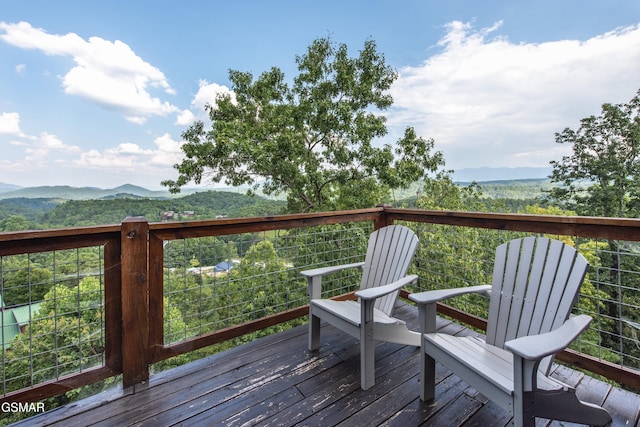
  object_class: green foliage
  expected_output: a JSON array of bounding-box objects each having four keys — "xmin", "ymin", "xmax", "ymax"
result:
[
  {"xmin": 0, "ymin": 198, "xmax": 60, "ymax": 223},
  {"xmin": 475, "ymin": 179, "xmax": 555, "ymax": 200},
  {"xmin": 38, "ymin": 191, "xmax": 285, "ymax": 227},
  {"xmin": 163, "ymin": 38, "xmax": 445, "ymax": 212},
  {"xmin": 1, "ymin": 247, "xmax": 104, "ymax": 306},
  {"xmin": 549, "ymin": 88, "xmax": 640, "ymax": 218},
  {"xmin": 1, "ymin": 253, "xmax": 59, "ymax": 306},
  {"xmin": 164, "ymin": 236, "xmax": 239, "ymax": 269},
  {"xmin": 418, "ymin": 172, "xmax": 485, "ymax": 211},
  {"xmin": 0, "ymin": 215, "xmax": 35, "ymax": 232}
]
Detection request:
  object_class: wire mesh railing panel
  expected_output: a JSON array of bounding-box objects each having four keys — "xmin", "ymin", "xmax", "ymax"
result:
[
  {"xmin": 0, "ymin": 246, "xmax": 106, "ymax": 396},
  {"xmin": 403, "ymin": 222, "xmax": 526, "ymax": 320},
  {"xmin": 402, "ymin": 221, "xmax": 640, "ymax": 373},
  {"xmin": 162, "ymin": 222, "xmax": 374, "ymax": 345},
  {"xmin": 578, "ymin": 239, "xmax": 640, "ymax": 371}
]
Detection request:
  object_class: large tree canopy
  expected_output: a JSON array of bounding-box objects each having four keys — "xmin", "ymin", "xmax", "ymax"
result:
[
  {"xmin": 549, "ymin": 89, "xmax": 640, "ymax": 218},
  {"xmin": 163, "ymin": 38, "xmax": 444, "ymax": 212}
]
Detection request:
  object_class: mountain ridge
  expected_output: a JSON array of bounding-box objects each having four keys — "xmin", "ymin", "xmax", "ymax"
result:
[
  {"xmin": 0, "ymin": 184, "xmax": 178, "ymax": 200},
  {"xmin": 0, "ymin": 167, "xmax": 554, "ymax": 200}
]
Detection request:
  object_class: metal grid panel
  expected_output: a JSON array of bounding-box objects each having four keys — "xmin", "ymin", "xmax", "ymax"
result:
[
  {"xmin": 402, "ymin": 221, "xmax": 640, "ymax": 373},
  {"xmin": 0, "ymin": 247, "xmax": 106, "ymax": 395},
  {"xmin": 162, "ymin": 222, "xmax": 373, "ymax": 345}
]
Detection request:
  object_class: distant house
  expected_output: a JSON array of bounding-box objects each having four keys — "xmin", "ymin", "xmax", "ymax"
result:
[
  {"xmin": 1, "ymin": 295, "xmax": 41, "ymax": 349},
  {"xmin": 214, "ymin": 261, "xmax": 235, "ymax": 273}
]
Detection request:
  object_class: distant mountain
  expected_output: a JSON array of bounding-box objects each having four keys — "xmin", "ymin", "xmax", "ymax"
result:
[
  {"xmin": 0, "ymin": 184, "xmax": 172, "ymax": 200},
  {"xmin": 453, "ymin": 167, "xmax": 552, "ymax": 183},
  {"xmin": 0, "ymin": 168, "xmax": 555, "ymax": 201},
  {"xmin": 0, "ymin": 182, "xmax": 23, "ymax": 193}
]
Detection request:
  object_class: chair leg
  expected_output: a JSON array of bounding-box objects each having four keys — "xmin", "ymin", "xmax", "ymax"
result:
[
  {"xmin": 420, "ymin": 350, "xmax": 436, "ymax": 402},
  {"xmin": 360, "ymin": 317, "xmax": 375, "ymax": 390},
  {"xmin": 513, "ymin": 392, "xmax": 536, "ymax": 427},
  {"xmin": 308, "ymin": 312, "xmax": 320, "ymax": 351}
]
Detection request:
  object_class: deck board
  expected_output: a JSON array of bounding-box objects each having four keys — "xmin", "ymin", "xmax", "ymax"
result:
[{"xmin": 11, "ymin": 302, "xmax": 640, "ymax": 427}]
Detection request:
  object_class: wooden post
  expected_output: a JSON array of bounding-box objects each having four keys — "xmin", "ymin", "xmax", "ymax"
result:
[
  {"xmin": 103, "ymin": 238, "xmax": 122, "ymax": 373},
  {"xmin": 120, "ymin": 217, "xmax": 150, "ymax": 388},
  {"xmin": 375, "ymin": 204, "xmax": 393, "ymax": 229},
  {"xmin": 148, "ymin": 233, "xmax": 165, "ymax": 361}
]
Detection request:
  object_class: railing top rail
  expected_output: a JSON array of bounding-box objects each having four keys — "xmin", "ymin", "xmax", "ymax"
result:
[
  {"xmin": 385, "ymin": 208, "xmax": 640, "ymax": 224},
  {"xmin": 148, "ymin": 207, "xmax": 384, "ymax": 240},
  {"xmin": 385, "ymin": 208, "xmax": 640, "ymax": 241},
  {"xmin": 0, "ymin": 224, "xmax": 121, "ymax": 256},
  {"xmin": 0, "ymin": 223, "xmax": 121, "ymax": 241},
  {"xmin": 3, "ymin": 207, "xmax": 640, "ymax": 254}
]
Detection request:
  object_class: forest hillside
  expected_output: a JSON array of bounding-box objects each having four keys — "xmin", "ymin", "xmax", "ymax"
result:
[{"xmin": 0, "ymin": 178, "xmax": 553, "ymax": 231}]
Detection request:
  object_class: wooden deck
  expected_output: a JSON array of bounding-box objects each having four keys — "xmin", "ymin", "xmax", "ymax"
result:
[{"xmin": 14, "ymin": 302, "xmax": 640, "ymax": 427}]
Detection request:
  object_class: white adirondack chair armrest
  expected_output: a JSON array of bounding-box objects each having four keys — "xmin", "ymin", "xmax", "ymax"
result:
[
  {"xmin": 505, "ymin": 314, "xmax": 592, "ymax": 360},
  {"xmin": 355, "ymin": 274, "xmax": 419, "ymax": 301},
  {"xmin": 408, "ymin": 284, "xmax": 492, "ymax": 305},
  {"xmin": 300, "ymin": 262, "xmax": 365, "ymax": 279}
]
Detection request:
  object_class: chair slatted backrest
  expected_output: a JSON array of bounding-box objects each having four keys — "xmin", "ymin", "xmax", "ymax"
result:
[
  {"xmin": 486, "ymin": 237, "xmax": 589, "ymax": 374},
  {"xmin": 360, "ymin": 225, "xmax": 419, "ymax": 315}
]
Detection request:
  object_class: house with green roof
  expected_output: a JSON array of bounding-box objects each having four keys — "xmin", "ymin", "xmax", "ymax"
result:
[{"xmin": 1, "ymin": 294, "xmax": 41, "ymax": 349}]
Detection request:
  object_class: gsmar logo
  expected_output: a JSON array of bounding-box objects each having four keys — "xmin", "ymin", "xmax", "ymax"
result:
[{"xmin": 1, "ymin": 402, "xmax": 46, "ymax": 413}]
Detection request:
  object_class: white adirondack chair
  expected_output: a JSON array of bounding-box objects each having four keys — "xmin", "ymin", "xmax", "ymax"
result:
[
  {"xmin": 301, "ymin": 224, "xmax": 421, "ymax": 390},
  {"xmin": 409, "ymin": 237, "xmax": 612, "ymax": 427}
]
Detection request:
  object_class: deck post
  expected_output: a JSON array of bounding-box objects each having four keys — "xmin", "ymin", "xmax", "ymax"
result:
[
  {"xmin": 121, "ymin": 217, "xmax": 150, "ymax": 388},
  {"xmin": 375, "ymin": 204, "xmax": 393, "ymax": 229}
]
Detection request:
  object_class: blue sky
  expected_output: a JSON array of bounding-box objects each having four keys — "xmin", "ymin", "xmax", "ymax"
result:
[{"xmin": 1, "ymin": 1, "xmax": 640, "ymax": 189}]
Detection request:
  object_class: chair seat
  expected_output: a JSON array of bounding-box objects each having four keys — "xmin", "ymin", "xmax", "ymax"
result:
[
  {"xmin": 425, "ymin": 334, "xmax": 565, "ymax": 396},
  {"xmin": 311, "ymin": 299, "xmax": 405, "ymax": 326}
]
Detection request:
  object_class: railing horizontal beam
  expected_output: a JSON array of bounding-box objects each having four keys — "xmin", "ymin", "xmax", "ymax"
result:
[
  {"xmin": 0, "ymin": 366, "xmax": 117, "ymax": 404},
  {"xmin": 386, "ymin": 208, "xmax": 640, "ymax": 241},
  {"xmin": 151, "ymin": 293, "xmax": 356, "ymax": 364},
  {"xmin": 149, "ymin": 208, "xmax": 383, "ymax": 240}
]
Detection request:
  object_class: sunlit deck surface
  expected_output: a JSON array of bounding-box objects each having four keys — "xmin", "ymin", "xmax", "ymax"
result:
[{"xmin": 16, "ymin": 302, "xmax": 640, "ymax": 427}]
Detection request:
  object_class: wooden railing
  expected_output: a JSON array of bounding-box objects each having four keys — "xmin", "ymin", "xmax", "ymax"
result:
[{"xmin": 1, "ymin": 206, "xmax": 639, "ymax": 404}]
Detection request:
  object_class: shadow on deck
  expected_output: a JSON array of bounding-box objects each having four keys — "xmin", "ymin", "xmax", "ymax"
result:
[{"xmin": 14, "ymin": 302, "xmax": 640, "ymax": 427}]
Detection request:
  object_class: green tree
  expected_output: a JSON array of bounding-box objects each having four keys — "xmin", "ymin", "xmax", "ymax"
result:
[
  {"xmin": 227, "ymin": 240, "xmax": 294, "ymax": 320},
  {"xmin": 418, "ymin": 172, "xmax": 484, "ymax": 211},
  {"xmin": 549, "ymin": 89, "xmax": 640, "ymax": 218},
  {"xmin": 0, "ymin": 215, "xmax": 32, "ymax": 232},
  {"xmin": 163, "ymin": 38, "xmax": 445, "ymax": 212},
  {"xmin": 0, "ymin": 254, "xmax": 52, "ymax": 306}
]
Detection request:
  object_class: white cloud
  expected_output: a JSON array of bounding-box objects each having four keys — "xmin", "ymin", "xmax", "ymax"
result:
[
  {"xmin": 24, "ymin": 132, "xmax": 80, "ymax": 165},
  {"xmin": 0, "ymin": 112, "xmax": 25, "ymax": 136},
  {"xmin": 176, "ymin": 109, "xmax": 195, "ymax": 126},
  {"xmin": 0, "ymin": 21, "xmax": 178, "ymax": 124},
  {"xmin": 389, "ymin": 21, "xmax": 640, "ymax": 170},
  {"xmin": 2, "ymin": 131, "xmax": 80, "ymax": 170},
  {"xmin": 74, "ymin": 133, "xmax": 183, "ymax": 171},
  {"xmin": 189, "ymin": 80, "xmax": 234, "ymax": 117},
  {"xmin": 15, "ymin": 63, "xmax": 25, "ymax": 74},
  {"xmin": 150, "ymin": 133, "xmax": 184, "ymax": 166},
  {"xmin": 77, "ymin": 148, "xmax": 139, "ymax": 170},
  {"xmin": 193, "ymin": 80, "xmax": 233, "ymax": 107}
]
